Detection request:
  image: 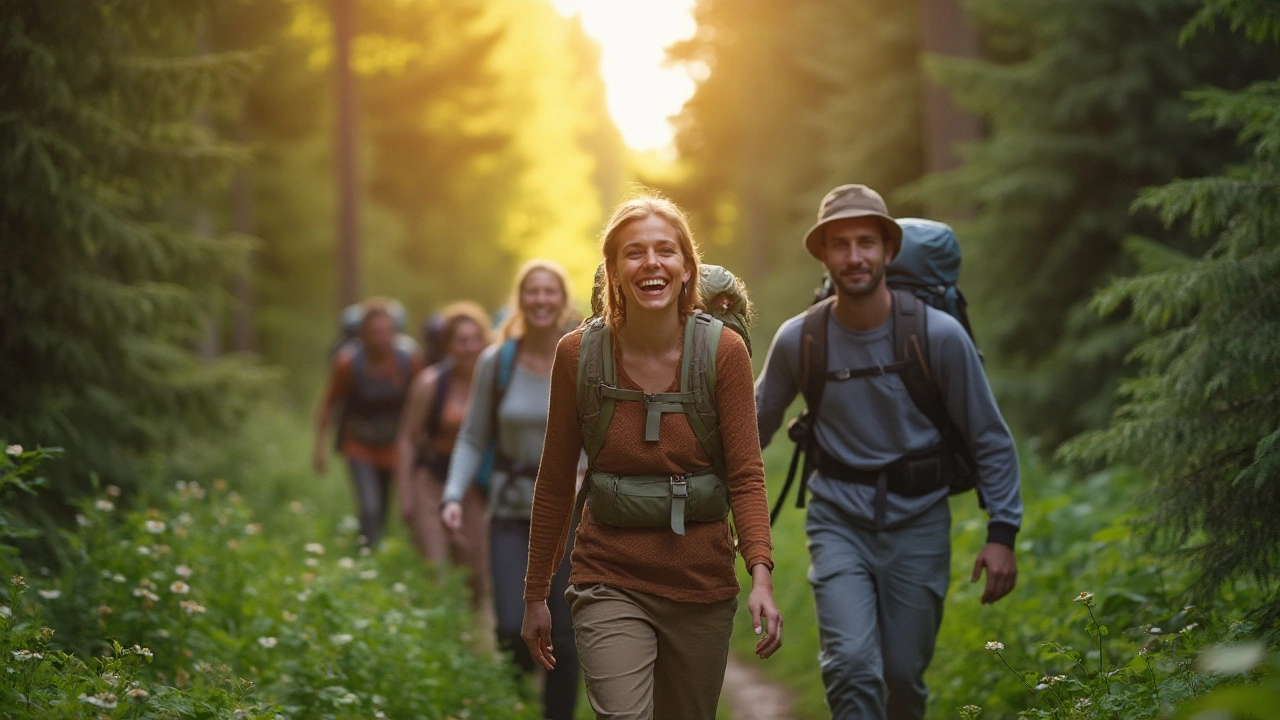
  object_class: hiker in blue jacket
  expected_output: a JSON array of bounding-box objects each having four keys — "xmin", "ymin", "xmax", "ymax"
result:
[{"xmin": 754, "ymin": 184, "xmax": 1023, "ymax": 720}]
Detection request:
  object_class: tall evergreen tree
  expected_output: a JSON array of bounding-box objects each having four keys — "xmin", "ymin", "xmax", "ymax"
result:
[
  {"xmin": 1060, "ymin": 0, "xmax": 1280, "ymax": 626},
  {"xmin": 911, "ymin": 0, "xmax": 1280, "ymax": 446},
  {"xmin": 0, "ymin": 0, "xmax": 268, "ymax": 492}
]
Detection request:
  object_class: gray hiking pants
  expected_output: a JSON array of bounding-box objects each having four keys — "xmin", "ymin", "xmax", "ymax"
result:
[{"xmin": 806, "ymin": 496, "xmax": 951, "ymax": 720}]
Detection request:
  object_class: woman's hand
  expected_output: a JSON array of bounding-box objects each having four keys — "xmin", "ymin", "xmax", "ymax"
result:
[
  {"xmin": 521, "ymin": 600, "xmax": 556, "ymax": 671},
  {"xmin": 748, "ymin": 564, "xmax": 783, "ymax": 660},
  {"xmin": 440, "ymin": 501, "xmax": 463, "ymax": 534}
]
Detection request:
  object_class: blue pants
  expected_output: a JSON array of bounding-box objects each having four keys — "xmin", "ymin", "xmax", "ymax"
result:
[
  {"xmin": 346, "ymin": 459, "xmax": 391, "ymax": 547},
  {"xmin": 491, "ymin": 518, "xmax": 579, "ymax": 720},
  {"xmin": 806, "ymin": 497, "xmax": 951, "ymax": 720}
]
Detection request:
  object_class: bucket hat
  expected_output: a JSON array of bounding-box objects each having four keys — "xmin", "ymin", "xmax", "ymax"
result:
[{"xmin": 803, "ymin": 184, "xmax": 903, "ymax": 260}]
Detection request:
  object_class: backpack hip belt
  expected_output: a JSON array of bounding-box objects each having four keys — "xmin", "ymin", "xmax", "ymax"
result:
[{"xmin": 814, "ymin": 442, "xmax": 956, "ymax": 499}]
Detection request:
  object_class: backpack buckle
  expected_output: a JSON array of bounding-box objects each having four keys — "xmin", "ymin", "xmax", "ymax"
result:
[
  {"xmin": 670, "ymin": 475, "xmax": 689, "ymax": 498},
  {"xmin": 833, "ymin": 368, "xmax": 852, "ymax": 381}
]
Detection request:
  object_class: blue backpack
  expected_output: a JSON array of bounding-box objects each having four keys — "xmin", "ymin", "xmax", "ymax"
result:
[{"xmin": 773, "ymin": 218, "xmax": 983, "ymax": 525}]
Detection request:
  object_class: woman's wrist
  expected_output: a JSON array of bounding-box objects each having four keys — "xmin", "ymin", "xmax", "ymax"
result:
[{"xmin": 749, "ymin": 563, "xmax": 773, "ymax": 587}]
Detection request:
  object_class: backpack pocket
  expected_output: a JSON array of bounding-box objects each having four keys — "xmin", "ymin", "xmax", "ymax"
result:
[{"xmin": 587, "ymin": 471, "xmax": 729, "ymax": 530}]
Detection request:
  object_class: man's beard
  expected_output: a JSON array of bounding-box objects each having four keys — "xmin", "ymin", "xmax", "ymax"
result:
[{"xmin": 833, "ymin": 262, "xmax": 886, "ymax": 299}]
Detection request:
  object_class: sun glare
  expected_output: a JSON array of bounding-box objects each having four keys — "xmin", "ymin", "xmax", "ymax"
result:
[{"xmin": 551, "ymin": 0, "xmax": 698, "ymax": 152}]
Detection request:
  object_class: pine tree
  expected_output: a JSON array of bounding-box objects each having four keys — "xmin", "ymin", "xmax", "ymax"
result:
[
  {"xmin": 0, "ymin": 1, "xmax": 269, "ymax": 492},
  {"xmin": 1060, "ymin": 1, "xmax": 1280, "ymax": 625},
  {"xmin": 910, "ymin": 0, "xmax": 1280, "ymax": 446}
]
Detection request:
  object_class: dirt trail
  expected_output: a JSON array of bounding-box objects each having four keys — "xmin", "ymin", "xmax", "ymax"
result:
[{"xmin": 721, "ymin": 653, "xmax": 798, "ymax": 720}]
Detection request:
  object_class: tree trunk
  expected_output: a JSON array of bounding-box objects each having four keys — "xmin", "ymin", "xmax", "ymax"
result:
[
  {"xmin": 918, "ymin": 0, "xmax": 981, "ymax": 174},
  {"xmin": 334, "ymin": 0, "xmax": 360, "ymax": 308}
]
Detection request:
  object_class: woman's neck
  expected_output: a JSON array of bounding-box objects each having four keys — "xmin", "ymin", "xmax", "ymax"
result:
[
  {"xmin": 617, "ymin": 305, "xmax": 682, "ymax": 356},
  {"xmin": 522, "ymin": 324, "xmax": 562, "ymax": 358}
]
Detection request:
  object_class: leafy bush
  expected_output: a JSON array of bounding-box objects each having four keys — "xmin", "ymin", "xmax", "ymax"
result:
[{"xmin": 1, "ymin": 451, "xmax": 536, "ymax": 719}]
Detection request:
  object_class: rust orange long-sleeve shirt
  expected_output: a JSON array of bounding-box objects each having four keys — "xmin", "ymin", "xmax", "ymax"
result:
[{"xmin": 524, "ymin": 326, "xmax": 773, "ymax": 604}]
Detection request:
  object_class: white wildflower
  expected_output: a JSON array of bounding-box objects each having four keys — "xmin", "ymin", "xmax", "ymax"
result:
[
  {"xmin": 105, "ymin": 485, "xmax": 121, "ymax": 498},
  {"xmin": 985, "ymin": 641, "xmax": 1004, "ymax": 652},
  {"xmin": 76, "ymin": 514, "xmax": 91, "ymax": 527},
  {"xmin": 359, "ymin": 569, "xmax": 377, "ymax": 580},
  {"xmin": 257, "ymin": 636, "xmax": 278, "ymax": 649},
  {"xmin": 179, "ymin": 600, "xmax": 205, "ymax": 615},
  {"xmin": 132, "ymin": 588, "xmax": 160, "ymax": 602},
  {"xmin": 169, "ymin": 581, "xmax": 190, "ymax": 595},
  {"xmin": 1150, "ymin": 627, "xmax": 1162, "ymax": 634},
  {"xmin": 337, "ymin": 692, "xmax": 357, "ymax": 705},
  {"xmin": 392, "ymin": 582, "xmax": 407, "ymax": 593},
  {"xmin": 37, "ymin": 589, "xmax": 60, "ymax": 600},
  {"xmin": 126, "ymin": 687, "xmax": 148, "ymax": 699},
  {"xmin": 95, "ymin": 500, "xmax": 116, "ymax": 512},
  {"xmin": 1034, "ymin": 683, "xmax": 1049, "ymax": 691},
  {"xmin": 244, "ymin": 523, "xmax": 261, "ymax": 536},
  {"xmin": 282, "ymin": 611, "xmax": 298, "ymax": 622},
  {"xmin": 5, "ymin": 445, "xmax": 21, "ymax": 456},
  {"xmin": 0, "ymin": 606, "xmax": 11, "ymax": 618},
  {"xmin": 175, "ymin": 565, "xmax": 192, "ymax": 579},
  {"xmin": 331, "ymin": 633, "xmax": 354, "ymax": 646},
  {"xmin": 144, "ymin": 520, "xmax": 165, "ymax": 534},
  {"xmin": 11, "ymin": 650, "xmax": 43, "ymax": 661},
  {"xmin": 131, "ymin": 645, "xmax": 153, "ymax": 658},
  {"xmin": 78, "ymin": 692, "xmax": 118, "ymax": 709},
  {"xmin": 304, "ymin": 543, "xmax": 325, "ymax": 555},
  {"xmin": 111, "ymin": 573, "xmax": 126, "ymax": 583},
  {"xmin": 1073, "ymin": 591, "xmax": 1095, "ymax": 607},
  {"xmin": 337, "ymin": 557, "xmax": 355, "ymax": 570},
  {"xmin": 304, "ymin": 558, "xmax": 319, "ymax": 567},
  {"xmin": 136, "ymin": 545, "xmax": 152, "ymax": 556}
]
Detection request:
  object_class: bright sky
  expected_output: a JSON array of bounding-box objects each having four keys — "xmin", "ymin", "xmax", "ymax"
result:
[{"xmin": 551, "ymin": 0, "xmax": 698, "ymax": 152}]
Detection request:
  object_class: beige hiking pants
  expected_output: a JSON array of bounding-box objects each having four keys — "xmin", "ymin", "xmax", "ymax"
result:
[{"xmin": 565, "ymin": 583, "xmax": 737, "ymax": 720}]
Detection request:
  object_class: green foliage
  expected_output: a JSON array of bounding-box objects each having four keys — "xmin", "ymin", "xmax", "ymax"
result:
[
  {"xmin": 0, "ymin": 0, "xmax": 273, "ymax": 493},
  {"xmin": 1059, "ymin": 0, "xmax": 1280, "ymax": 630},
  {"xmin": 1, "ymin": 454, "xmax": 537, "ymax": 719},
  {"xmin": 907, "ymin": 0, "xmax": 1280, "ymax": 447}
]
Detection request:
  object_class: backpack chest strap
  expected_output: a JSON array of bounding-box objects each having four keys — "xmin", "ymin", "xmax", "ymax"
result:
[{"xmin": 599, "ymin": 385, "xmax": 698, "ymax": 441}]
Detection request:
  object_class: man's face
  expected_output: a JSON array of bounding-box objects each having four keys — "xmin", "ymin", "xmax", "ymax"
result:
[{"xmin": 819, "ymin": 216, "xmax": 891, "ymax": 299}]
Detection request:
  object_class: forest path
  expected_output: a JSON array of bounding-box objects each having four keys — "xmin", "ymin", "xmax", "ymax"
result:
[{"xmin": 721, "ymin": 652, "xmax": 798, "ymax": 720}]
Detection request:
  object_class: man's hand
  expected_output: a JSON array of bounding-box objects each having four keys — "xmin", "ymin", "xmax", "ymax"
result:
[{"xmin": 971, "ymin": 542, "xmax": 1017, "ymax": 604}]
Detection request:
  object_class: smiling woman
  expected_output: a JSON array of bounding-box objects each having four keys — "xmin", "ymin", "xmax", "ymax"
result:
[{"xmin": 551, "ymin": 0, "xmax": 698, "ymax": 151}]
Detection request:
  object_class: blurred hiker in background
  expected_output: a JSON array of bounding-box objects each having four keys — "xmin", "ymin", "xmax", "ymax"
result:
[
  {"xmin": 441, "ymin": 260, "xmax": 581, "ymax": 720},
  {"xmin": 314, "ymin": 297, "xmax": 425, "ymax": 547},
  {"xmin": 395, "ymin": 302, "xmax": 493, "ymax": 609}
]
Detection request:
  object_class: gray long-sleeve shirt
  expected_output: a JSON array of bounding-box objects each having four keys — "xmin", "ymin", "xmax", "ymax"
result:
[
  {"xmin": 755, "ymin": 304, "xmax": 1022, "ymax": 545},
  {"xmin": 443, "ymin": 343, "xmax": 552, "ymax": 520}
]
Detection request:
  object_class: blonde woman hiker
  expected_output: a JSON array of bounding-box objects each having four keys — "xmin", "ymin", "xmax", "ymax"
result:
[
  {"xmin": 440, "ymin": 260, "xmax": 580, "ymax": 720},
  {"xmin": 520, "ymin": 192, "xmax": 782, "ymax": 720},
  {"xmin": 393, "ymin": 302, "xmax": 492, "ymax": 610}
]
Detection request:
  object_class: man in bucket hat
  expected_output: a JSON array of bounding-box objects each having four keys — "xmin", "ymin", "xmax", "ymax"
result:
[{"xmin": 754, "ymin": 185, "xmax": 1022, "ymax": 719}]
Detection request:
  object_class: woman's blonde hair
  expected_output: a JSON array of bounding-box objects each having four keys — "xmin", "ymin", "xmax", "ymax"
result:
[
  {"xmin": 438, "ymin": 301, "xmax": 492, "ymax": 350},
  {"xmin": 497, "ymin": 259, "xmax": 574, "ymax": 341},
  {"xmin": 599, "ymin": 190, "xmax": 701, "ymax": 329}
]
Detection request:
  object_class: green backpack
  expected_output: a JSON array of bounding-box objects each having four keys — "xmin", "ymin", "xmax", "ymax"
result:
[{"xmin": 575, "ymin": 264, "xmax": 752, "ymax": 535}]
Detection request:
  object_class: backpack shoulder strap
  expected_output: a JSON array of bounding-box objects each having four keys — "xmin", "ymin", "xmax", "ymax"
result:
[
  {"xmin": 890, "ymin": 288, "xmax": 953, "ymax": 439},
  {"xmin": 800, "ymin": 297, "xmax": 834, "ymax": 411},
  {"xmin": 681, "ymin": 312, "xmax": 726, "ymax": 481},
  {"xmin": 576, "ymin": 319, "xmax": 616, "ymax": 469},
  {"xmin": 426, "ymin": 364, "xmax": 451, "ymax": 437},
  {"xmin": 489, "ymin": 338, "xmax": 520, "ymax": 438}
]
